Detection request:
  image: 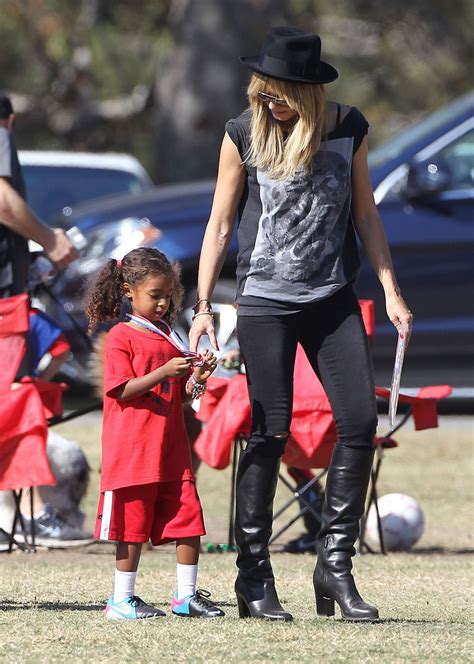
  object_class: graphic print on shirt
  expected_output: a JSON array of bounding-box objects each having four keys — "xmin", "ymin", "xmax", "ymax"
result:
[{"xmin": 242, "ymin": 137, "xmax": 354, "ymax": 302}]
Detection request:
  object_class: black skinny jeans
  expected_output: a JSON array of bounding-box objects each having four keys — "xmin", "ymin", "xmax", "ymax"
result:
[{"xmin": 237, "ymin": 285, "xmax": 377, "ymax": 458}]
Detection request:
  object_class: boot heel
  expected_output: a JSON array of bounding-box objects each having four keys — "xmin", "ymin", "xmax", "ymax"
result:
[
  {"xmin": 236, "ymin": 594, "xmax": 251, "ymax": 618},
  {"xmin": 316, "ymin": 590, "xmax": 335, "ymax": 617}
]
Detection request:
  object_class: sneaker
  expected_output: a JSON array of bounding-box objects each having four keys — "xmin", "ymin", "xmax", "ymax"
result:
[
  {"xmin": 105, "ymin": 595, "xmax": 166, "ymax": 620},
  {"xmin": 171, "ymin": 589, "xmax": 225, "ymax": 618},
  {"xmin": 18, "ymin": 505, "xmax": 94, "ymax": 549}
]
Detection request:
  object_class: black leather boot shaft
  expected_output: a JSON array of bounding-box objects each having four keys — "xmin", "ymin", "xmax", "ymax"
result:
[
  {"xmin": 235, "ymin": 450, "xmax": 279, "ymax": 578},
  {"xmin": 234, "ymin": 450, "xmax": 293, "ymax": 621},
  {"xmin": 314, "ymin": 444, "xmax": 379, "ymax": 621}
]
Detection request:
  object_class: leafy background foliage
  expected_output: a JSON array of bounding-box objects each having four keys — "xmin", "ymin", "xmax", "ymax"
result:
[{"xmin": 0, "ymin": 0, "xmax": 471, "ymax": 180}]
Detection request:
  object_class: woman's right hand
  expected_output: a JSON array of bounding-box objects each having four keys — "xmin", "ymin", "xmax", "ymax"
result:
[
  {"xmin": 163, "ymin": 356, "xmax": 193, "ymax": 378},
  {"xmin": 189, "ymin": 312, "xmax": 219, "ymax": 352}
]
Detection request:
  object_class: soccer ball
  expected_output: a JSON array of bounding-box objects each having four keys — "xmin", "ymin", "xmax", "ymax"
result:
[{"xmin": 363, "ymin": 493, "xmax": 425, "ymax": 552}]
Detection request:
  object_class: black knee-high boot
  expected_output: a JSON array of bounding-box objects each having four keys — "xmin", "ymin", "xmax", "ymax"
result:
[
  {"xmin": 313, "ymin": 444, "xmax": 379, "ymax": 621},
  {"xmin": 234, "ymin": 450, "xmax": 293, "ymax": 621}
]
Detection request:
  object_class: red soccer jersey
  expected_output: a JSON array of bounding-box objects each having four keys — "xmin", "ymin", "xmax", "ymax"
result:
[{"xmin": 100, "ymin": 322, "xmax": 193, "ymax": 492}]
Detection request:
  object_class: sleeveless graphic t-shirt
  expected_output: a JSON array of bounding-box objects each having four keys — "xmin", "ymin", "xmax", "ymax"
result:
[{"xmin": 225, "ymin": 106, "xmax": 369, "ymax": 315}]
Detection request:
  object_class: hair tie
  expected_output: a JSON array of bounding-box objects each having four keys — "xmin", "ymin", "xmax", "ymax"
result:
[{"xmin": 116, "ymin": 259, "xmax": 122, "ymax": 268}]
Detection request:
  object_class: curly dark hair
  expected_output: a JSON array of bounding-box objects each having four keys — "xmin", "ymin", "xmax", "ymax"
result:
[{"xmin": 85, "ymin": 247, "xmax": 184, "ymax": 333}]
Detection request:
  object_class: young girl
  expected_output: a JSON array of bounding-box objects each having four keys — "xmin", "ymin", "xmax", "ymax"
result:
[{"xmin": 86, "ymin": 247, "xmax": 224, "ymax": 620}]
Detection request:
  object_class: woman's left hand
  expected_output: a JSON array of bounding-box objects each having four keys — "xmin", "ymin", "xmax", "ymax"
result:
[
  {"xmin": 193, "ymin": 349, "xmax": 217, "ymax": 382},
  {"xmin": 386, "ymin": 290, "xmax": 413, "ymax": 341}
]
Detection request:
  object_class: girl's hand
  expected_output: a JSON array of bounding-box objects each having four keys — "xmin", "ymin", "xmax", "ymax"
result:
[
  {"xmin": 164, "ymin": 356, "xmax": 193, "ymax": 378},
  {"xmin": 189, "ymin": 313, "xmax": 219, "ymax": 352},
  {"xmin": 193, "ymin": 349, "xmax": 217, "ymax": 382},
  {"xmin": 386, "ymin": 290, "xmax": 413, "ymax": 341}
]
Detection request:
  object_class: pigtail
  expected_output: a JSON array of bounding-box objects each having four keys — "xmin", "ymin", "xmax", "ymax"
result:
[{"xmin": 85, "ymin": 259, "xmax": 124, "ymax": 334}]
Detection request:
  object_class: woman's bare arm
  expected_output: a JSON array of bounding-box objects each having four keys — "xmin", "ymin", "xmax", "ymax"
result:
[
  {"xmin": 351, "ymin": 136, "xmax": 412, "ymax": 331},
  {"xmin": 189, "ymin": 133, "xmax": 245, "ymax": 351}
]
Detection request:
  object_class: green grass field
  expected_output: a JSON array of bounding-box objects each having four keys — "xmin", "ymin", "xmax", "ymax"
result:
[{"xmin": 0, "ymin": 414, "xmax": 473, "ymax": 662}]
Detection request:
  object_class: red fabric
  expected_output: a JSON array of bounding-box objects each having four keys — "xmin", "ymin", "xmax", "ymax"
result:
[
  {"xmin": 0, "ymin": 385, "xmax": 55, "ymax": 490},
  {"xmin": 374, "ymin": 436, "xmax": 398, "ymax": 449},
  {"xmin": 195, "ymin": 345, "xmax": 451, "ymax": 470},
  {"xmin": 194, "ymin": 345, "xmax": 336, "ymax": 470},
  {"xmin": 375, "ymin": 385, "xmax": 452, "ymax": 430},
  {"xmin": 0, "ymin": 293, "xmax": 30, "ymax": 390},
  {"xmin": 95, "ymin": 480, "xmax": 205, "ymax": 545},
  {"xmin": 20, "ymin": 377, "xmax": 67, "ymax": 418},
  {"xmin": 48, "ymin": 333, "xmax": 70, "ymax": 357},
  {"xmin": 359, "ymin": 299, "xmax": 375, "ymax": 339},
  {"xmin": 0, "ymin": 337, "xmax": 26, "ymax": 390},
  {"xmin": 195, "ymin": 377, "xmax": 230, "ymax": 423},
  {"xmin": 0, "ymin": 293, "xmax": 29, "ymax": 334},
  {"xmin": 0, "ymin": 294, "xmax": 57, "ymax": 492},
  {"xmin": 194, "ymin": 375, "xmax": 251, "ymax": 469},
  {"xmin": 100, "ymin": 323, "xmax": 194, "ymax": 492}
]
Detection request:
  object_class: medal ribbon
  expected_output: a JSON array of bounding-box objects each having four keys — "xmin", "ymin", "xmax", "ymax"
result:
[{"xmin": 126, "ymin": 313, "xmax": 202, "ymax": 361}]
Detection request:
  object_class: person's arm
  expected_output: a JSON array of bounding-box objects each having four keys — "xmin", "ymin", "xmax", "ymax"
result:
[
  {"xmin": 181, "ymin": 349, "xmax": 218, "ymax": 402},
  {"xmin": 351, "ymin": 136, "xmax": 413, "ymax": 332},
  {"xmin": 0, "ymin": 178, "xmax": 78, "ymax": 269},
  {"xmin": 189, "ymin": 133, "xmax": 245, "ymax": 351},
  {"xmin": 39, "ymin": 351, "xmax": 69, "ymax": 381},
  {"xmin": 116, "ymin": 356, "xmax": 193, "ymax": 401}
]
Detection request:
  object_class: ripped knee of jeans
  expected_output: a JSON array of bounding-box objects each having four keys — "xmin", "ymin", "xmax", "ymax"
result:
[{"xmin": 245, "ymin": 431, "xmax": 290, "ymax": 458}]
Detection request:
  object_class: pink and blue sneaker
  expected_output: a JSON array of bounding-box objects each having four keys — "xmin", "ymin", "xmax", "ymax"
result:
[
  {"xmin": 105, "ymin": 594, "xmax": 166, "ymax": 620},
  {"xmin": 171, "ymin": 589, "xmax": 225, "ymax": 618}
]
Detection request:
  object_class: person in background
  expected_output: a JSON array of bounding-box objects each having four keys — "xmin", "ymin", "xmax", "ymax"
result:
[
  {"xmin": 189, "ymin": 27, "xmax": 412, "ymax": 622},
  {"xmin": 0, "ymin": 95, "xmax": 79, "ymax": 547},
  {"xmin": 0, "ymin": 96, "xmax": 77, "ymax": 297},
  {"xmin": 17, "ymin": 306, "xmax": 94, "ymax": 548}
]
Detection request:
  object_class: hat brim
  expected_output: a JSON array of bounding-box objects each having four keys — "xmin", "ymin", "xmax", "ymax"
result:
[{"xmin": 240, "ymin": 55, "xmax": 338, "ymax": 84}]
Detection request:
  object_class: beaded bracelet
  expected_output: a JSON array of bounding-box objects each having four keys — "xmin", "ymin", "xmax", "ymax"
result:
[{"xmin": 186, "ymin": 373, "xmax": 207, "ymax": 399}]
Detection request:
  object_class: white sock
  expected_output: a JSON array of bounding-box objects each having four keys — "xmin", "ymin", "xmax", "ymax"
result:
[
  {"xmin": 113, "ymin": 570, "xmax": 137, "ymax": 603},
  {"xmin": 176, "ymin": 563, "xmax": 198, "ymax": 599}
]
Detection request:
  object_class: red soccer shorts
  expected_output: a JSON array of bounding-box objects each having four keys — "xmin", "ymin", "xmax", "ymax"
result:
[{"xmin": 95, "ymin": 480, "xmax": 205, "ymax": 545}]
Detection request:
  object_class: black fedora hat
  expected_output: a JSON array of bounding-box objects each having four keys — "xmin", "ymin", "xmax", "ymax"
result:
[{"xmin": 240, "ymin": 26, "xmax": 338, "ymax": 85}]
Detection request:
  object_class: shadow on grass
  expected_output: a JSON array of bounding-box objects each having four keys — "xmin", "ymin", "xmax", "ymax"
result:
[
  {"xmin": 410, "ymin": 546, "xmax": 474, "ymax": 556},
  {"xmin": 1, "ymin": 599, "xmax": 234, "ymax": 612},
  {"xmin": 357, "ymin": 546, "xmax": 474, "ymax": 557},
  {"xmin": 0, "ymin": 601, "xmax": 104, "ymax": 611}
]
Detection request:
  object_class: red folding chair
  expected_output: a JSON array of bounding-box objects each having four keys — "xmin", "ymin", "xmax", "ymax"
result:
[{"xmin": 0, "ymin": 293, "xmax": 61, "ymax": 553}]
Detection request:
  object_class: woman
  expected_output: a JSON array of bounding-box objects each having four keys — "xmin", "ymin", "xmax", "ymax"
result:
[{"xmin": 189, "ymin": 26, "xmax": 412, "ymax": 622}]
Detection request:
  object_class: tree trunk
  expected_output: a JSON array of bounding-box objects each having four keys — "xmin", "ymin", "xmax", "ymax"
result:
[{"xmin": 154, "ymin": 0, "xmax": 290, "ymax": 183}]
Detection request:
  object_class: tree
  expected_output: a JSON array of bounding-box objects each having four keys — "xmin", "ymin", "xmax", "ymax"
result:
[
  {"xmin": 154, "ymin": 0, "xmax": 292, "ymax": 182},
  {"xmin": 0, "ymin": 0, "xmax": 471, "ymax": 181}
]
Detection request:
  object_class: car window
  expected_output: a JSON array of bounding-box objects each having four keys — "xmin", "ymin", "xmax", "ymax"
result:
[
  {"xmin": 435, "ymin": 129, "xmax": 474, "ymax": 190},
  {"xmin": 381, "ymin": 129, "xmax": 474, "ymax": 202},
  {"xmin": 368, "ymin": 92, "xmax": 473, "ymax": 170},
  {"xmin": 22, "ymin": 166, "xmax": 149, "ymax": 221}
]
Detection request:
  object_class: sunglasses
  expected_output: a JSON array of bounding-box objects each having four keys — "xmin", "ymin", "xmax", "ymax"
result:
[{"xmin": 257, "ymin": 91, "xmax": 290, "ymax": 107}]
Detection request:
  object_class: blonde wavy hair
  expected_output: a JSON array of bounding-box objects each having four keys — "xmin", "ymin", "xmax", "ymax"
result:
[{"xmin": 246, "ymin": 74, "xmax": 326, "ymax": 180}]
